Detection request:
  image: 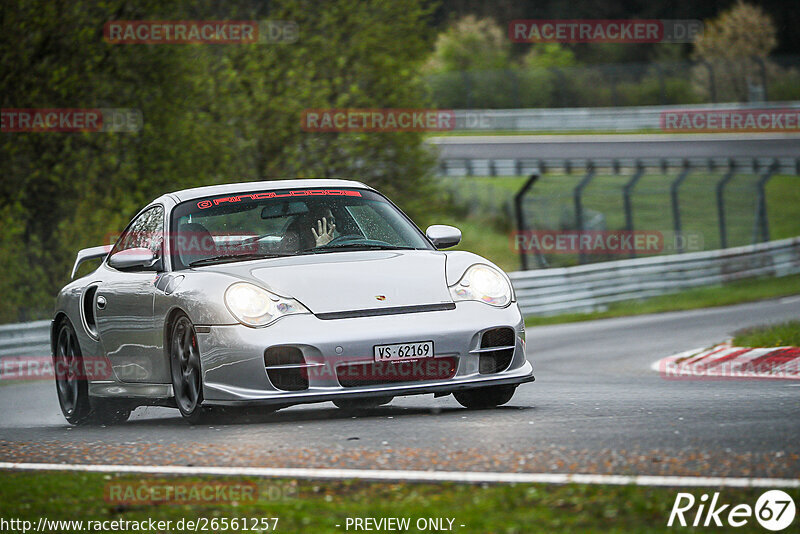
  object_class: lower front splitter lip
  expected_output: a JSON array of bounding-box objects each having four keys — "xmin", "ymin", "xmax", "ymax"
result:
[{"xmin": 202, "ymin": 363, "xmax": 535, "ymax": 407}]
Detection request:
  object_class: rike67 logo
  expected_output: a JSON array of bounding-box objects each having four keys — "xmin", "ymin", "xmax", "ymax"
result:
[{"xmin": 668, "ymin": 490, "xmax": 796, "ymax": 530}]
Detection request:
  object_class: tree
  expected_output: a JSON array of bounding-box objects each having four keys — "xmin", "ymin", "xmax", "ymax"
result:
[
  {"xmin": 518, "ymin": 44, "xmax": 577, "ymax": 108},
  {"xmin": 422, "ymin": 15, "xmax": 517, "ymax": 108},
  {"xmin": 224, "ymin": 0, "xmax": 438, "ymax": 211},
  {"xmin": 692, "ymin": 1, "xmax": 778, "ymax": 101},
  {"xmin": 0, "ymin": 0, "xmax": 439, "ymax": 321},
  {"xmin": 423, "ymin": 15, "xmax": 510, "ymax": 73}
]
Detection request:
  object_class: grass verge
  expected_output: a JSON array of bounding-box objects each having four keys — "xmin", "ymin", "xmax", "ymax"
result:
[
  {"xmin": 0, "ymin": 471, "xmax": 796, "ymax": 533},
  {"xmin": 525, "ymin": 274, "xmax": 800, "ymax": 327},
  {"xmin": 733, "ymin": 320, "xmax": 800, "ymax": 348}
]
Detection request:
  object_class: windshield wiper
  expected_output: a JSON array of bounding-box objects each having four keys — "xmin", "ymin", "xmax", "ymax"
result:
[
  {"xmin": 188, "ymin": 252, "xmax": 284, "ymax": 267},
  {"xmin": 303, "ymin": 244, "xmax": 418, "ymax": 253}
]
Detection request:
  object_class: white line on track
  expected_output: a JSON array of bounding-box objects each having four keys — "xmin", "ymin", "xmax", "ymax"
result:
[{"xmin": 0, "ymin": 462, "xmax": 798, "ymax": 488}]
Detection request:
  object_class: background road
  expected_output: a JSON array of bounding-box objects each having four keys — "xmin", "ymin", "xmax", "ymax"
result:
[
  {"xmin": 1, "ymin": 298, "xmax": 798, "ymax": 478},
  {"xmin": 429, "ymin": 134, "xmax": 800, "ymax": 161}
]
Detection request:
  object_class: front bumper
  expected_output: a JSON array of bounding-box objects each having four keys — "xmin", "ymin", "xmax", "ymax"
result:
[{"xmin": 196, "ymin": 301, "xmax": 533, "ymax": 406}]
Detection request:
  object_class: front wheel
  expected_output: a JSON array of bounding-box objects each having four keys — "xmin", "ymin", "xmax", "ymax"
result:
[
  {"xmin": 454, "ymin": 385, "xmax": 516, "ymax": 409},
  {"xmin": 169, "ymin": 314, "xmax": 211, "ymax": 424}
]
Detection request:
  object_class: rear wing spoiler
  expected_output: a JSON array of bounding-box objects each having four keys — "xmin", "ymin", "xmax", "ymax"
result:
[{"xmin": 71, "ymin": 245, "xmax": 113, "ymax": 279}]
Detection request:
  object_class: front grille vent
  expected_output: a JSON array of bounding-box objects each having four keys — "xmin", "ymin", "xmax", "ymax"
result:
[
  {"xmin": 478, "ymin": 328, "xmax": 515, "ymax": 374},
  {"xmin": 264, "ymin": 346, "xmax": 309, "ymax": 391},
  {"xmin": 337, "ymin": 356, "xmax": 458, "ymax": 388}
]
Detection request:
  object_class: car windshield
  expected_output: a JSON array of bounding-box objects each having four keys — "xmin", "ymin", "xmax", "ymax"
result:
[{"xmin": 170, "ymin": 187, "xmax": 432, "ymax": 269}]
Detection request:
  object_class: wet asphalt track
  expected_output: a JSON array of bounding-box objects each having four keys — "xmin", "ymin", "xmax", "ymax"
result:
[{"xmin": 1, "ymin": 297, "xmax": 798, "ymax": 478}]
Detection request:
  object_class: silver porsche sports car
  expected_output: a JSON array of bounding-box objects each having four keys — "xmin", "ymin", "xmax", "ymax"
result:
[{"xmin": 52, "ymin": 179, "xmax": 534, "ymax": 424}]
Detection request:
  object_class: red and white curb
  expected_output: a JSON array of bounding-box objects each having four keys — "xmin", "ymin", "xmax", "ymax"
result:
[{"xmin": 652, "ymin": 343, "xmax": 800, "ymax": 380}]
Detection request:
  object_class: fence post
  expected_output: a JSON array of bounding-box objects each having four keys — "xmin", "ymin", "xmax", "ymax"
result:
[
  {"xmin": 462, "ymin": 71, "xmax": 472, "ymax": 108},
  {"xmin": 514, "ymin": 172, "xmax": 541, "ymax": 270},
  {"xmin": 670, "ymin": 159, "xmax": 691, "ymax": 253},
  {"xmin": 574, "ymin": 161, "xmax": 596, "ymax": 264},
  {"xmin": 753, "ymin": 159, "xmax": 778, "ymax": 243},
  {"xmin": 654, "ymin": 63, "xmax": 666, "ymax": 105},
  {"xmin": 509, "ymin": 69, "xmax": 521, "ymax": 108},
  {"xmin": 753, "ymin": 56, "xmax": 768, "ymax": 101},
  {"xmin": 715, "ymin": 159, "xmax": 736, "ymax": 249},
  {"xmin": 469, "ymin": 178, "xmax": 479, "ymax": 213},
  {"xmin": 447, "ymin": 175, "xmax": 459, "ymax": 205},
  {"xmin": 699, "ymin": 60, "xmax": 716, "ymax": 103},
  {"xmin": 609, "ymin": 66, "xmax": 619, "ymax": 107},
  {"xmin": 550, "ymin": 68, "xmax": 567, "ymax": 107},
  {"xmin": 623, "ymin": 161, "xmax": 646, "ymax": 257}
]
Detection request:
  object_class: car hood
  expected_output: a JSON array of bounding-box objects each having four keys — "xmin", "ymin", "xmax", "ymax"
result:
[{"xmin": 200, "ymin": 250, "xmax": 454, "ymax": 314}]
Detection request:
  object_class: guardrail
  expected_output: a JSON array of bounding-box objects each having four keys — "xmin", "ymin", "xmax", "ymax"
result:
[
  {"xmin": 509, "ymin": 237, "xmax": 800, "ymax": 316},
  {"xmin": 0, "ymin": 238, "xmax": 797, "ymax": 347},
  {"xmin": 0, "ymin": 320, "xmax": 50, "ymax": 358},
  {"xmin": 449, "ymin": 101, "xmax": 800, "ymax": 132}
]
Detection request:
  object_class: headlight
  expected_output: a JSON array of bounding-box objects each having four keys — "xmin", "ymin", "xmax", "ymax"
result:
[
  {"xmin": 224, "ymin": 282, "xmax": 309, "ymax": 327},
  {"xmin": 449, "ymin": 264, "xmax": 512, "ymax": 307}
]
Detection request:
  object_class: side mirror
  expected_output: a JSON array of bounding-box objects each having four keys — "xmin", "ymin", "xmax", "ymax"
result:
[
  {"xmin": 108, "ymin": 247, "xmax": 158, "ymax": 271},
  {"xmin": 426, "ymin": 225, "xmax": 462, "ymax": 249}
]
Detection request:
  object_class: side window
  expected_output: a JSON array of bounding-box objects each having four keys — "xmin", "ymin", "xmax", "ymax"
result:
[{"xmin": 110, "ymin": 206, "xmax": 165, "ymax": 258}]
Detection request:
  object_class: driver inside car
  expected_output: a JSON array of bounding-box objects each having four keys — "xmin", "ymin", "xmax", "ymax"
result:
[
  {"xmin": 310, "ymin": 207, "xmax": 336, "ymax": 247},
  {"xmin": 281, "ymin": 206, "xmax": 338, "ymax": 252}
]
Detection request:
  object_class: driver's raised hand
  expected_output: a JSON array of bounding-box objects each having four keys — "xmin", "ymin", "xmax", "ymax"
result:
[{"xmin": 312, "ymin": 217, "xmax": 335, "ymax": 246}]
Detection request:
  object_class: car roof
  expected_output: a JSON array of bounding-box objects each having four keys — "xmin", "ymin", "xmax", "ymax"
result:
[{"xmin": 167, "ymin": 179, "xmax": 373, "ymax": 203}]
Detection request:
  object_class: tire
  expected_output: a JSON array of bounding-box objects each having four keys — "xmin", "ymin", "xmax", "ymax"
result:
[
  {"xmin": 54, "ymin": 320, "xmax": 93, "ymax": 425},
  {"xmin": 54, "ymin": 320, "xmax": 132, "ymax": 425},
  {"xmin": 454, "ymin": 385, "xmax": 516, "ymax": 409},
  {"xmin": 333, "ymin": 396, "xmax": 393, "ymax": 410},
  {"xmin": 169, "ymin": 313, "xmax": 211, "ymax": 424}
]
